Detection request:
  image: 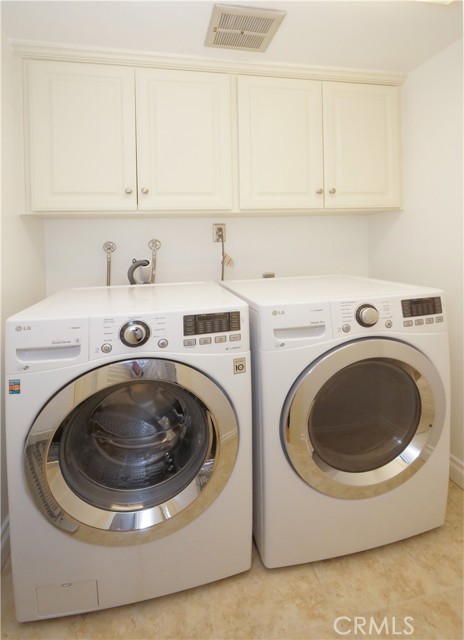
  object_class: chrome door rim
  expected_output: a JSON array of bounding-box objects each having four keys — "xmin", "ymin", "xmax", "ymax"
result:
[
  {"xmin": 24, "ymin": 358, "xmax": 239, "ymax": 545},
  {"xmin": 281, "ymin": 338, "xmax": 446, "ymax": 499}
]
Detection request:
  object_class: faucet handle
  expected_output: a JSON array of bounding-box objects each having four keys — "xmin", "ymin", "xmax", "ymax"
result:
[
  {"xmin": 148, "ymin": 239, "xmax": 161, "ymax": 253},
  {"xmin": 103, "ymin": 241, "xmax": 116, "ymax": 286},
  {"xmin": 148, "ymin": 239, "xmax": 161, "ymax": 284}
]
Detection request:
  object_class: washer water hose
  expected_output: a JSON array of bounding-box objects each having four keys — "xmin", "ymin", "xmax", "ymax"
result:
[{"xmin": 128, "ymin": 259, "xmax": 150, "ymax": 285}]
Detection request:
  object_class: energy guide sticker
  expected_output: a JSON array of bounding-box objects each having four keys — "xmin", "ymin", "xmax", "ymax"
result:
[{"xmin": 9, "ymin": 380, "xmax": 21, "ymax": 394}]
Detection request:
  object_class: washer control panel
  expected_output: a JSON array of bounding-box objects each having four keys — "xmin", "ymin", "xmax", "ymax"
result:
[
  {"xmin": 89, "ymin": 309, "xmax": 247, "ymax": 358},
  {"xmin": 182, "ymin": 311, "xmax": 241, "ymax": 348},
  {"xmin": 183, "ymin": 311, "xmax": 240, "ymax": 336},
  {"xmin": 331, "ymin": 295, "xmax": 445, "ymax": 336}
]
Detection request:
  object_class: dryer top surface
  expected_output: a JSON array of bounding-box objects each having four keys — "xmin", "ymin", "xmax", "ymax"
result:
[{"xmin": 223, "ymin": 275, "xmax": 443, "ymax": 307}]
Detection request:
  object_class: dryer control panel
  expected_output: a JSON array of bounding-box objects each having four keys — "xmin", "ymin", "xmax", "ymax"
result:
[
  {"xmin": 330, "ymin": 295, "xmax": 446, "ymax": 336},
  {"xmin": 401, "ymin": 296, "xmax": 443, "ymax": 318}
]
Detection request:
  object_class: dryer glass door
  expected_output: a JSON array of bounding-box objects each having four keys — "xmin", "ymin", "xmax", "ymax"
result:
[
  {"xmin": 24, "ymin": 358, "xmax": 239, "ymax": 545},
  {"xmin": 309, "ymin": 359, "xmax": 421, "ymax": 473},
  {"xmin": 282, "ymin": 339, "xmax": 446, "ymax": 499}
]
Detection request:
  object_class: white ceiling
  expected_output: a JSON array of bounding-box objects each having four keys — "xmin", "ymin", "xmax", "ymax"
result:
[{"xmin": 2, "ymin": 0, "xmax": 463, "ymax": 74}]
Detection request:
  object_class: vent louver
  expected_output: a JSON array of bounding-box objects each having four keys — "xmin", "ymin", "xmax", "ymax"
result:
[{"xmin": 205, "ymin": 4, "xmax": 286, "ymax": 52}]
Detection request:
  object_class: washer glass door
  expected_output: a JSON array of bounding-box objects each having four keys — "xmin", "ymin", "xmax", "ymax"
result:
[
  {"xmin": 25, "ymin": 358, "xmax": 239, "ymax": 544},
  {"xmin": 60, "ymin": 379, "xmax": 210, "ymax": 510},
  {"xmin": 282, "ymin": 339, "xmax": 446, "ymax": 499}
]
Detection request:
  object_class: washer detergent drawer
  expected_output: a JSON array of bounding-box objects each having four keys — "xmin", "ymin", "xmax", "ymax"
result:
[{"xmin": 5, "ymin": 317, "xmax": 89, "ymax": 373}]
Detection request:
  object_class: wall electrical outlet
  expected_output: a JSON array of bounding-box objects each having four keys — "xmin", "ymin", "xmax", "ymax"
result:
[{"xmin": 213, "ymin": 223, "xmax": 226, "ymax": 242}]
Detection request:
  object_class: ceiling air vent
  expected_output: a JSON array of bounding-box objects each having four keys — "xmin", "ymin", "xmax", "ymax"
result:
[{"xmin": 205, "ymin": 4, "xmax": 286, "ymax": 52}]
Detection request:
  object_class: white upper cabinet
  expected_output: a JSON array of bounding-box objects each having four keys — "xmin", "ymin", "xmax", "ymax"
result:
[
  {"xmin": 237, "ymin": 76, "xmax": 324, "ymax": 210},
  {"xmin": 237, "ymin": 76, "xmax": 402, "ymax": 210},
  {"xmin": 135, "ymin": 69, "xmax": 232, "ymax": 211},
  {"xmin": 25, "ymin": 61, "xmax": 232, "ymax": 212},
  {"xmin": 323, "ymin": 82, "xmax": 402, "ymax": 209},
  {"xmin": 26, "ymin": 60, "xmax": 137, "ymax": 211},
  {"xmin": 24, "ymin": 56, "xmax": 402, "ymax": 215}
]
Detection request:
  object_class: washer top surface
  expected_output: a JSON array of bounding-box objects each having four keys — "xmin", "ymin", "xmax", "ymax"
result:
[
  {"xmin": 6, "ymin": 281, "xmax": 250, "ymax": 375},
  {"xmin": 9, "ymin": 281, "xmax": 246, "ymax": 321},
  {"xmin": 223, "ymin": 275, "xmax": 443, "ymax": 307}
]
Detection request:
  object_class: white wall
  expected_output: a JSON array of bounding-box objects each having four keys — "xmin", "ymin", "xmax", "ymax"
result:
[
  {"xmin": 44, "ymin": 215, "xmax": 370, "ymax": 292},
  {"xmin": 369, "ymin": 38, "xmax": 464, "ymax": 485},
  {"xmin": 1, "ymin": 31, "xmax": 47, "ymax": 565}
]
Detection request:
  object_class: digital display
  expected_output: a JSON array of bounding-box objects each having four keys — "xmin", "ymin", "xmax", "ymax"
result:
[
  {"xmin": 401, "ymin": 297, "xmax": 442, "ymax": 318},
  {"xmin": 183, "ymin": 311, "xmax": 241, "ymax": 336}
]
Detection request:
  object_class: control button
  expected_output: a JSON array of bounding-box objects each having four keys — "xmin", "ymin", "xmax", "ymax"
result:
[
  {"xmin": 436, "ymin": 316, "xmax": 444, "ymax": 323},
  {"xmin": 415, "ymin": 319, "xmax": 424, "ymax": 326},
  {"xmin": 183, "ymin": 338, "xmax": 196, "ymax": 347},
  {"xmin": 425, "ymin": 318, "xmax": 434, "ymax": 325},
  {"xmin": 199, "ymin": 337, "xmax": 212, "ymax": 345},
  {"xmin": 403, "ymin": 320, "xmax": 413, "ymax": 327},
  {"xmin": 120, "ymin": 320, "xmax": 150, "ymax": 347},
  {"xmin": 385, "ymin": 320, "xmax": 393, "ymax": 329},
  {"xmin": 157, "ymin": 338, "xmax": 168, "ymax": 349},
  {"xmin": 356, "ymin": 304, "xmax": 379, "ymax": 327},
  {"xmin": 342, "ymin": 324, "xmax": 351, "ymax": 333},
  {"xmin": 101, "ymin": 343, "xmax": 112, "ymax": 353},
  {"xmin": 229, "ymin": 334, "xmax": 241, "ymax": 341},
  {"xmin": 214, "ymin": 336, "xmax": 226, "ymax": 343}
]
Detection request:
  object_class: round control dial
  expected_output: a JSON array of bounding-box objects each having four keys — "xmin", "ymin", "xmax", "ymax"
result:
[
  {"xmin": 120, "ymin": 320, "xmax": 150, "ymax": 347},
  {"xmin": 356, "ymin": 304, "xmax": 379, "ymax": 327}
]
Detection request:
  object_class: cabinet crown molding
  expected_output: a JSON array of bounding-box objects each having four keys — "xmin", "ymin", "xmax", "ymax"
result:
[{"xmin": 11, "ymin": 39, "xmax": 407, "ymax": 86}]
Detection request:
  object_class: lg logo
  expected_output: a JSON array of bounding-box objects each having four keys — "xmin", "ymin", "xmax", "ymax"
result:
[
  {"xmin": 15, "ymin": 325, "xmax": 31, "ymax": 332},
  {"xmin": 272, "ymin": 310, "xmax": 285, "ymax": 316}
]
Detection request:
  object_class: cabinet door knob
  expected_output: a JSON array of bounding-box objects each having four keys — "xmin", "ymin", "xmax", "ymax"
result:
[
  {"xmin": 125, "ymin": 188, "xmax": 133, "ymax": 195},
  {"xmin": 316, "ymin": 188, "xmax": 324, "ymax": 195},
  {"xmin": 329, "ymin": 188, "xmax": 337, "ymax": 195},
  {"xmin": 141, "ymin": 187, "xmax": 150, "ymax": 195}
]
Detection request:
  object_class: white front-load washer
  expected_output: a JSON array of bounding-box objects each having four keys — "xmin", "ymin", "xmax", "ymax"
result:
[
  {"xmin": 222, "ymin": 275, "xmax": 450, "ymax": 568},
  {"xmin": 5, "ymin": 281, "xmax": 252, "ymax": 621}
]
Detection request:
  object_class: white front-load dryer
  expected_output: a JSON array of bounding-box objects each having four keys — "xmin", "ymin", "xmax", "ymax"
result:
[
  {"xmin": 222, "ymin": 275, "xmax": 450, "ymax": 568},
  {"xmin": 5, "ymin": 282, "xmax": 252, "ymax": 621}
]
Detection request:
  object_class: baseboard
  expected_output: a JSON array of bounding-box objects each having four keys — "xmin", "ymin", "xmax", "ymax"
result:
[
  {"xmin": 449, "ymin": 454, "xmax": 464, "ymax": 489},
  {"xmin": 1, "ymin": 516, "xmax": 10, "ymax": 568}
]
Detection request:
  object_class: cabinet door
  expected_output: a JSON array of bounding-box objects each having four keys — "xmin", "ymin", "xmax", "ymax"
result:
[
  {"xmin": 323, "ymin": 82, "xmax": 402, "ymax": 209},
  {"xmin": 26, "ymin": 61, "xmax": 137, "ymax": 211},
  {"xmin": 135, "ymin": 69, "xmax": 232, "ymax": 210},
  {"xmin": 237, "ymin": 76, "xmax": 324, "ymax": 210}
]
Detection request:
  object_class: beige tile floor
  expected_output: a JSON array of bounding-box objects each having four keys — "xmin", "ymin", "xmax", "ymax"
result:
[{"xmin": 2, "ymin": 481, "xmax": 462, "ymax": 640}]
